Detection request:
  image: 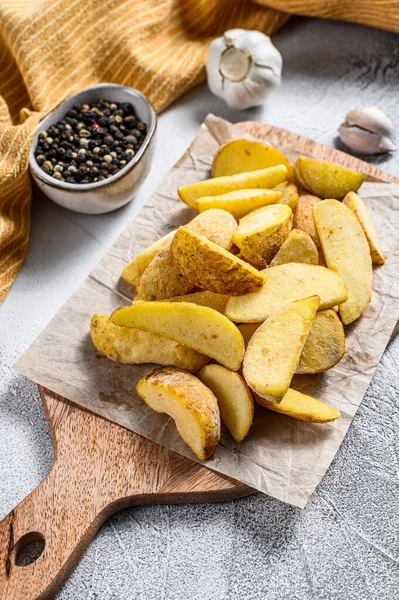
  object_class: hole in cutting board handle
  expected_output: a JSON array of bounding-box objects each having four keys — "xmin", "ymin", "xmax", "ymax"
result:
[{"xmin": 12, "ymin": 531, "xmax": 45, "ymax": 566}]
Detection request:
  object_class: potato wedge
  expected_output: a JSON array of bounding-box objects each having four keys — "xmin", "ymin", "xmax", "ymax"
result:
[
  {"xmin": 136, "ymin": 209, "xmax": 237, "ymax": 300},
  {"xmin": 110, "ymin": 301, "xmax": 245, "ymax": 371},
  {"xmin": 225, "ymin": 263, "xmax": 348, "ymax": 323},
  {"xmin": 164, "ymin": 290, "xmax": 230, "ymax": 313},
  {"xmin": 137, "ymin": 367, "xmax": 221, "ymax": 460},
  {"xmin": 197, "ymin": 364, "xmax": 254, "ymax": 443},
  {"xmin": 90, "ymin": 314, "xmax": 209, "ymax": 372},
  {"xmin": 233, "ymin": 204, "xmax": 293, "ymax": 267},
  {"xmin": 171, "ymin": 227, "xmax": 266, "ymax": 295},
  {"xmin": 239, "ymin": 310, "xmax": 345, "ymax": 374},
  {"xmin": 274, "ymin": 182, "xmax": 299, "ymax": 210},
  {"xmin": 297, "ymin": 309, "xmax": 345, "ymax": 374},
  {"xmin": 254, "ymin": 388, "xmax": 341, "ymax": 423},
  {"xmin": 243, "ymin": 296, "xmax": 320, "ymax": 401},
  {"xmin": 194, "ymin": 189, "xmax": 282, "ymax": 219},
  {"xmin": 313, "ymin": 199, "xmax": 372, "ymax": 324},
  {"xmin": 121, "ymin": 231, "xmax": 175, "ymax": 286},
  {"xmin": 270, "ymin": 229, "xmax": 319, "ymax": 266},
  {"xmin": 185, "ymin": 208, "xmax": 237, "ymax": 246},
  {"xmin": 293, "ymin": 194, "xmax": 321, "ymax": 249},
  {"xmin": 294, "ymin": 156, "xmax": 364, "ymax": 199},
  {"xmin": 178, "ymin": 165, "xmax": 288, "ymax": 208},
  {"xmin": 343, "ymin": 191, "xmax": 385, "ymax": 264},
  {"xmin": 212, "ymin": 138, "xmax": 290, "ymax": 178}
]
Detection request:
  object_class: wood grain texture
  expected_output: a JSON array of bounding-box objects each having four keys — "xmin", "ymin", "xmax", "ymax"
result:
[{"xmin": 1, "ymin": 120, "xmax": 397, "ymax": 600}]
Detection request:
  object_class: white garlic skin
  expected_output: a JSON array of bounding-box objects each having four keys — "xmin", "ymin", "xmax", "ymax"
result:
[
  {"xmin": 339, "ymin": 106, "xmax": 396, "ymax": 155},
  {"xmin": 206, "ymin": 29, "xmax": 282, "ymax": 110}
]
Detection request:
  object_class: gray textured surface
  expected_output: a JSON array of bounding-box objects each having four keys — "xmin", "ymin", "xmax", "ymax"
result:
[{"xmin": 1, "ymin": 16, "xmax": 398, "ymax": 600}]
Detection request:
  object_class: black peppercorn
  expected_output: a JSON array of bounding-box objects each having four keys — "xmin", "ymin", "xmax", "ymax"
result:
[{"xmin": 35, "ymin": 98, "xmax": 147, "ymax": 184}]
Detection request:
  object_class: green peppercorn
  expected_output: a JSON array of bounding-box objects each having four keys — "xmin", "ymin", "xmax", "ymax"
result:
[
  {"xmin": 68, "ymin": 165, "xmax": 77, "ymax": 173},
  {"xmin": 80, "ymin": 138, "xmax": 89, "ymax": 148},
  {"xmin": 76, "ymin": 122, "xmax": 85, "ymax": 131},
  {"xmin": 92, "ymin": 147, "xmax": 100, "ymax": 154},
  {"xmin": 45, "ymin": 137, "xmax": 53, "ymax": 144},
  {"xmin": 54, "ymin": 165, "xmax": 63, "ymax": 172},
  {"xmin": 36, "ymin": 154, "xmax": 45, "ymax": 165},
  {"xmin": 53, "ymin": 171, "xmax": 62, "ymax": 180},
  {"xmin": 86, "ymin": 160, "xmax": 93, "ymax": 167},
  {"xmin": 65, "ymin": 123, "xmax": 72, "ymax": 130},
  {"xmin": 125, "ymin": 149, "xmax": 134, "ymax": 156},
  {"xmin": 110, "ymin": 103, "xmax": 117, "ymax": 111},
  {"xmin": 39, "ymin": 131, "xmax": 47, "ymax": 140},
  {"xmin": 42, "ymin": 160, "xmax": 54, "ymax": 174},
  {"xmin": 71, "ymin": 152, "xmax": 78, "ymax": 158},
  {"xmin": 114, "ymin": 115, "xmax": 123, "ymax": 124},
  {"xmin": 79, "ymin": 129, "xmax": 91, "ymax": 138},
  {"xmin": 78, "ymin": 148, "xmax": 87, "ymax": 155},
  {"xmin": 119, "ymin": 160, "xmax": 126, "ymax": 166},
  {"xmin": 110, "ymin": 151, "xmax": 117, "ymax": 159}
]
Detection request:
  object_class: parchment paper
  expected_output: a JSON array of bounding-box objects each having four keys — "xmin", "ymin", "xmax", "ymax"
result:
[{"xmin": 15, "ymin": 115, "xmax": 399, "ymax": 508}]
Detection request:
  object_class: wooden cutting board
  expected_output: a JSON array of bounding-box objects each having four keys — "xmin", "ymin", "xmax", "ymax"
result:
[{"xmin": 1, "ymin": 121, "xmax": 398, "ymax": 600}]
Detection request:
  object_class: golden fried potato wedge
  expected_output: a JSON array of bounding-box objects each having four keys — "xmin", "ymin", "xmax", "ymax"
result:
[
  {"xmin": 194, "ymin": 189, "xmax": 282, "ymax": 219},
  {"xmin": 293, "ymin": 194, "xmax": 321, "ymax": 249},
  {"xmin": 121, "ymin": 231, "xmax": 175, "ymax": 286},
  {"xmin": 135, "ymin": 242, "xmax": 191, "ymax": 301},
  {"xmin": 110, "ymin": 301, "xmax": 245, "ymax": 371},
  {"xmin": 137, "ymin": 367, "xmax": 221, "ymax": 460},
  {"xmin": 270, "ymin": 229, "xmax": 319, "ymax": 266},
  {"xmin": 233, "ymin": 204, "xmax": 293, "ymax": 267},
  {"xmin": 136, "ymin": 209, "xmax": 237, "ymax": 300},
  {"xmin": 164, "ymin": 290, "xmax": 230, "ymax": 313},
  {"xmin": 185, "ymin": 208, "xmax": 237, "ymax": 247},
  {"xmin": 313, "ymin": 199, "xmax": 372, "ymax": 324},
  {"xmin": 171, "ymin": 227, "xmax": 266, "ymax": 295},
  {"xmin": 225, "ymin": 263, "xmax": 347, "ymax": 323},
  {"xmin": 243, "ymin": 296, "xmax": 320, "ymax": 401},
  {"xmin": 274, "ymin": 182, "xmax": 299, "ymax": 210},
  {"xmin": 343, "ymin": 191, "xmax": 385, "ymax": 264},
  {"xmin": 294, "ymin": 156, "xmax": 364, "ymax": 199},
  {"xmin": 212, "ymin": 138, "xmax": 290, "ymax": 178},
  {"xmin": 254, "ymin": 388, "xmax": 341, "ymax": 423},
  {"xmin": 297, "ymin": 309, "xmax": 345, "ymax": 374},
  {"xmin": 239, "ymin": 310, "xmax": 345, "ymax": 375},
  {"xmin": 178, "ymin": 165, "xmax": 288, "ymax": 208},
  {"xmin": 197, "ymin": 364, "xmax": 254, "ymax": 443},
  {"xmin": 90, "ymin": 314, "xmax": 209, "ymax": 372}
]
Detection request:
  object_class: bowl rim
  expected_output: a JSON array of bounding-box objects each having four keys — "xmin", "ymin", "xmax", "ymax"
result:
[{"xmin": 29, "ymin": 83, "xmax": 157, "ymax": 193}]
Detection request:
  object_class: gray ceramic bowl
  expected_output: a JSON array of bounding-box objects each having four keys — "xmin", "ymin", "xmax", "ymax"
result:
[{"xmin": 29, "ymin": 84, "xmax": 157, "ymax": 214}]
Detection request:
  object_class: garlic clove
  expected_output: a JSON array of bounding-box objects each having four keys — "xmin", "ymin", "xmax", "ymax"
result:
[
  {"xmin": 339, "ymin": 106, "xmax": 396, "ymax": 155},
  {"xmin": 224, "ymin": 29, "xmax": 247, "ymax": 46},
  {"xmin": 346, "ymin": 106, "xmax": 394, "ymax": 137},
  {"xmin": 206, "ymin": 37, "xmax": 228, "ymax": 97},
  {"xmin": 225, "ymin": 79, "xmax": 265, "ymax": 111},
  {"xmin": 250, "ymin": 64, "xmax": 281, "ymax": 88}
]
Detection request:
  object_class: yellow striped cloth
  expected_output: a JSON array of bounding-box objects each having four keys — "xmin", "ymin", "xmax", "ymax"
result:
[{"xmin": 0, "ymin": 0, "xmax": 398, "ymax": 303}]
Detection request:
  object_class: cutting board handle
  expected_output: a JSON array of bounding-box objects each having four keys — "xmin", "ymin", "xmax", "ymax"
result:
[
  {"xmin": 0, "ymin": 456, "xmax": 117, "ymax": 600},
  {"xmin": 0, "ymin": 389, "xmax": 248, "ymax": 599}
]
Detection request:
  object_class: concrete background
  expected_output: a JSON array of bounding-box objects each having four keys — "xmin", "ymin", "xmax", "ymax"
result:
[{"xmin": 1, "ymin": 16, "xmax": 399, "ymax": 600}]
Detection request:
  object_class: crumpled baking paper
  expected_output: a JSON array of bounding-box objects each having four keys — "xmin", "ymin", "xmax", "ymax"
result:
[{"xmin": 15, "ymin": 115, "xmax": 399, "ymax": 508}]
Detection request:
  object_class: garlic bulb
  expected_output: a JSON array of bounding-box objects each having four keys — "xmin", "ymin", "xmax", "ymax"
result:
[
  {"xmin": 206, "ymin": 29, "xmax": 282, "ymax": 110},
  {"xmin": 339, "ymin": 106, "xmax": 396, "ymax": 155}
]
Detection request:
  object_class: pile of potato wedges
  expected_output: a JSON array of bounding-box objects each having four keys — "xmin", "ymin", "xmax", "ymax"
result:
[{"xmin": 91, "ymin": 138, "xmax": 385, "ymax": 461}]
